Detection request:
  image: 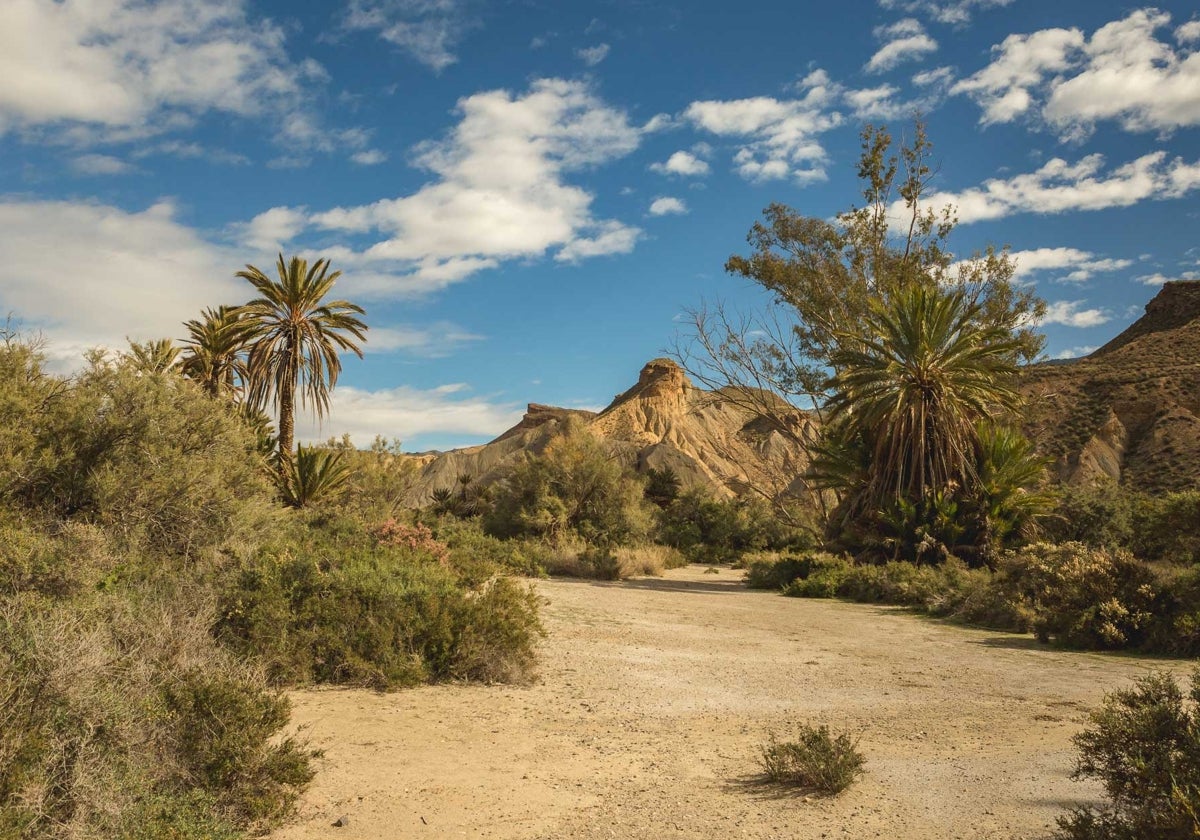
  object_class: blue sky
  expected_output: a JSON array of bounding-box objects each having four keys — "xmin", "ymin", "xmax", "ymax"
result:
[{"xmin": 1, "ymin": 0, "xmax": 1198, "ymax": 450}]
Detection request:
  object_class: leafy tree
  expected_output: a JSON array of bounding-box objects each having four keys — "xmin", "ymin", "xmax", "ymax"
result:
[
  {"xmin": 237, "ymin": 255, "xmax": 367, "ymax": 474},
  {"xmin": 676, "ymin": 122, "xmax": 1044, "ymax": 515},
  {"xmin": 180, "ymin": 305, "xmax": 258, "ymax": 399}
]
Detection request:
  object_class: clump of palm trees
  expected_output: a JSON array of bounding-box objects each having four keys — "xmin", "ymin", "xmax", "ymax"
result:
[{"xmin": 126, "ymin": 254, "xmax": 367, "ymax": 507}]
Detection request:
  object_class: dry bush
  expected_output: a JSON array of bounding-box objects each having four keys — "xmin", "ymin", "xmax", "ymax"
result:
[
  {"xmin": 613, "ymin": 544, "xmax": 687, "ymax": 577},
  {"xmin": 0, "ymin": 589, "xmax": 313, "ymax": 839},
  {"xmin": 759, "ymin": 724, "xmax": 865, "ymax": 795}
]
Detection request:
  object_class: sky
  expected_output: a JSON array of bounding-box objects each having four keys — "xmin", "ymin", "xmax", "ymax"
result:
[{"xmin": 1, "ymin": 0, "xmax": 1198, "ymax": 450}]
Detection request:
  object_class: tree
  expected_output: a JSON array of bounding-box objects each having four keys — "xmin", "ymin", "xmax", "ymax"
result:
[
  {"xmin": 180, "ymin": 305, "xmax": 258, "ymax": 399},
  {"xmin": 237, "ymin": 255, "xmax": 367, "ymax": 474},
  {"xmin": 813, "ymin": 285, "xmax": 1044, "ymax": 563},
  {"xmin": 124, "ymin": 337, "xmax": 181, "ymax": 375},
  {"xmin": 676, "ymin": 121, "xmax": 1045, "ymax": 532}
]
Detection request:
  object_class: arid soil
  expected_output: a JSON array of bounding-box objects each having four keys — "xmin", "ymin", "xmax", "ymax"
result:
[{"xmin": 272, "ymin": 566, "xmax": 1185, "ymax": 840}]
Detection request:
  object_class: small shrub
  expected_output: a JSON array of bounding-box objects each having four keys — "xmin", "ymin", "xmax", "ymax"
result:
[
  {"xmin": 759, "ymin": 724, "xmax": 865, "ymax": 795},
  {"xmin": 1055, "ymin": 670, "xmax": 1200, "ymax": 840}
]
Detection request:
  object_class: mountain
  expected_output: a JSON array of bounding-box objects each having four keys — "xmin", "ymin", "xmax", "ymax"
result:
[
  {"xmin": 1022, "ymin": 280, "xmax": 1200, "ymax": 494},
  {"xmin": 404, "ymin": 281, "xmax": 1200, "ymax": 506},
  {"xmin": 402, "ymin": 358, "xmax": 812, "ymax": 506}
]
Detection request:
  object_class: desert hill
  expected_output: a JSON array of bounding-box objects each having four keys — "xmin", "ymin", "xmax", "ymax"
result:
[
  {"xmin": 402, "ymin": 358, "xmax": 813, "ymax": 506},
  {"xmin": 404, "ymin": 282, "xmax": 1200, "ymax": 505},
  {"xmin": 1022, "ymin": 280, "xmax": 1200, "ymax": 493}
]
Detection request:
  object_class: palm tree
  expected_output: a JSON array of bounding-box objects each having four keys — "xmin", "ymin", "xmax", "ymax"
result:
[
  {"xmin": 124, "ymin": 338, "xmax": 181, "ymax": 374},
  {"xmin": 180, "ymin": 305, "xmax": 258, "ymax": 398},
  {"xmin": 281, "ymin": 444, "xmax": 354, "ymax": 508},
  {"xmin": 237, "ymin": 255, "xmax": 367, "ymax": 472},
  {"xmin": 825, "ymin": 284, "xmax": 1023, "ymax": 517}
]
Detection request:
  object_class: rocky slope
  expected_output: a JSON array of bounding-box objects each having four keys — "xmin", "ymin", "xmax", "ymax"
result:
[
  {"xmin": 1022, "ymin": 280, "xmax": 1200, "ymax": 493},
  {"xmin": 404, "ymin": 282, "xmax": 1200, "ymax": 505},
  {"xmin": 402, "ymin": 358, "xmax": 812, "ymax": 506}
]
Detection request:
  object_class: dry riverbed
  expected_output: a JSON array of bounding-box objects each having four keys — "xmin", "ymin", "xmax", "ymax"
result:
[{"xmin": 272, "ymin": 566, "xmax": 1184, "ymax": 840}]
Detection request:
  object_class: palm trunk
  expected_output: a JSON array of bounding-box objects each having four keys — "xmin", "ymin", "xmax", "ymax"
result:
[{"xmin": 278, "ymin": 376, "xmax": 295, "ymax": 481}]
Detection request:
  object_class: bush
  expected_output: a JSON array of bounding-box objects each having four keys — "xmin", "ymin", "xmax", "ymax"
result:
[
  {"xmin": 217, "ymin": 520, "xmax": 543, "ymax": 689},
  {"xmin": 485, "ymin": 421, "xmax": 652, "ymax": 545},
  {"xmin": 0, "ymin": 589, "xmax": 313, "ymax": 839},
  {"xmin": 997, "ymin": 543, "xmax": 1157, "ymax": 649},
  {"xmin": 759, "ymin": 724, "xmax": 864, "ymax": 795},
  {"xmin": 1133, "ymin": 491, "xmax": 1200, "ymax": 563},
  {"xmin": 1055, "ymin": 670, "xmax": 1200, "ymax": 840},
  {"xmin": 659, "ymin": 490, "xmax": 810, "ymax": 563}
]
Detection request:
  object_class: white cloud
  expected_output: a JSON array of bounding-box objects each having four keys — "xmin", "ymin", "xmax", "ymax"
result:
[
  {"xmin": 684, "ymin": 69, "xmax": 841, "ymax": 184},
  {"xmin": 1052, "ymin": 345, "xmax": 1097, "ymax": 360},
  {"xmin": 1137, "ymin": 271, "xmax": 1200, "ymax": 286},
  {"xmin": 649, "ymin": 150, "xmax": 710, "ymax": 177},
  {"xmin": 844, "ymin": 85, "xmax": 907, "ymax": 120},
  {"xmin": 648, "ymin": 197, "xmax": 687, "ymax": 216},
  {"xmin": 267, "ymin": 79, "xmax": 641, "ymax": 295},
  {"xmin": 912, "ymin": 66, "xmax": 955, "ymax": 87},
  {"xmin": 71, "ymin": 153, "xmax": 133, "ymax": 175},
  {"xmin": 1041, "ymin": 300, "xmax": 1110, "ymax": 328},
  {"xmin": 865, "ymin": 19, "xmax": 938, "ymax": 73},
  {"xmin": 237, "ymin": 206, "xmax": 310, "ymax": 252},
  {"xmin": 911, "ymin": 151, "xmax": 1200, "ymax": 224},
  {"xmin": 1007, "ymin": 247, "xmax": 1132, "ymax": 283},
  {"xmin": 878, "ymin": 0, "xmax": 1014, "ymax": 26},
  {"xmin": 343, "ymin": 0, "xmax": 478, "ymax": 73},
  {"xmin": 351, "ymin": 149, "xmax": 387, "ymax": 165},
  {"xmin": 1178, "ymin": 20, "xmax": 1200, "ymax": 43},
  {"xmin": 0, "ymin": 199, "xmax": 243, "ymax": 362},
  {"xmin": 954, "ymin": 10, "xmax": 1200, "ymax": 135},
  {"xmin": 576, "ymin": 43, "xmax": 610, "ymax": 66},
  {"xmin": 366, "ymin": 321, "xmax": 483, "ymax": 356},
  {"xmin": 0, "ymin": 0, "xmax": 323, "ymax": 140},
  {"xmin": 296, "ymin": 383, "xmax": 523, "ymax": 446}
]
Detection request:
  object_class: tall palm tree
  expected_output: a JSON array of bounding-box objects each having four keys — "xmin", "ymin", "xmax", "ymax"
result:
[
  {"xmin": 180, "ymin": 305, "xmax": 258, "ymax": 398},
  {"xmin": 825, "ymin": 284, "xmax": 1023, "ymax": 513},
  {"xmin": 237, "ymin": 255, "xmax": 367, "ymax": 472}
]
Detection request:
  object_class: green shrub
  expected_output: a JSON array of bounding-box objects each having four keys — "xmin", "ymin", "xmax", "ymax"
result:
[
  {"xmin": 430, "ymin": 517, "xmax": 547, "ymax": 580},
  {"xmin": 997, "ymin": 543, "xmax": 1157, "ymax": 649},
  {"xmin": 1055, "ymin": 670, "xmax": 1200, "ymax": 840},
  {"xmin": 216, "ymin": 525, "xmax": 543, "ymax": 689},
  {"xmin": 759, "ymin": 724, "xmax": 864, "ymax": 795},
  {"xmin": 485, "ymin": 421, "xmax": 652, "ymax": 545},
  {"xmin": 1043, "ymin": 483, "xmax": 1136, "ymax": 553},
  {"xmin": 660, "ymin": 490, "xmax": 810, "ymax": 563},
  {"xmin": 1133, "ymin": 491, "xmax": 1200, "ymax": 564},
  {"xmin": 0, "ymin": 589, "xmax": 312, "ymax": 839}
]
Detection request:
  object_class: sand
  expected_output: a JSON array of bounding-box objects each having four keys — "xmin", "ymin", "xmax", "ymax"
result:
[{"xmin": 271, "ymin": 565, "xmax": 1185, "ymax": 840}]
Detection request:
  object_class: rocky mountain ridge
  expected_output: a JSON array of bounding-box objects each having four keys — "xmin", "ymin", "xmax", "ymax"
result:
[{"xmin": 404, "ymin": 281, "xmax": 1200, "ymax": 505}]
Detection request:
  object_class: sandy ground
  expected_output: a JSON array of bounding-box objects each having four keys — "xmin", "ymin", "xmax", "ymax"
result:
[{"xmin": 271, "ymin": 566, "xmax": 1187, "ymax": 840}]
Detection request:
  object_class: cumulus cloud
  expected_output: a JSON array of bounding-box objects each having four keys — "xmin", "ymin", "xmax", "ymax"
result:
[
  {"xmin": 248, "ymin": 79, "xmax": 642, "ymax": 296},
  {"xmin": 0, "ymin": 0, "xmax": 326, "ymax": 142},
  {"xmin": 683, "ymin": 69, "xmax": 841, "ymax": 184},
  {"xmin": 649, "ymin": 149, "xmax": 710, "ymax": 177},
  {"xmin": 343, "ymin": 0, "xmax": 479, "ymax": 72},
  {"xmin": 1138, "ymin": 271, "xmax": 1200, "ymax": 286},
  {"xmin": 909, "ymin": 151, "xmax": 1200, "ymax": 224},
  {"xmin": 296, "ymin": 383, "xmax": 523, "ymax": 447},
  {"xmin": 954, "ymin": 9, "xmax": 1200, "ymax": 135},
  {"xmin": 0, "ymin": 199, "xmax": 243, "ymax": 362},
  {"xmin": 70, "ymin": 153, "xmax": 133, "ymax": 175},
  {"xmin": 865, "ymin": 19, "xmax": 938, "ymax": 73},
  {"xmin": 576, "ymin": 43, "xmax": 610, "ymax": 66},
  {"xmin": 1007, "ymin": 247, "xmax": 1133, "ymax": 283},
  {"xmin": 878, "ymin": 0, "xmax": 1014, "ymax": 25},
  {"xmin": 648, "ymin": 197, "xmax": 687, "ymax": 216},
  {"xmin": 1052, "ymin": 345, "xmax": 1097, "ymax": 360},
  {"xmin": 1041, "ymin": 300, "xmax": 1110, "ymax": 328}
]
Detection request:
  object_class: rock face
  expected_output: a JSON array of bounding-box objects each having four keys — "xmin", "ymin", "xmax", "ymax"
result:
[
  {"xmin": 1022, "ymin": 280, "xmax": 1200, "ymax": 493},
  {"xmin": 402, "ymin": 358, "xmax": 812, "ymax": 506}
]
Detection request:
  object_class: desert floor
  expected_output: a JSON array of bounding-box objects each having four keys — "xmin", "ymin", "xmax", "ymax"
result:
[{"xmin": 271, "ymin": 565, "xmax": 1184, "ymax": 840}]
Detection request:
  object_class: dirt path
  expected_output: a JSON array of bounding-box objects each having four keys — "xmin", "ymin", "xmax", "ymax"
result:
[{"xmin": 272, "ymin": 566, "xmax": 1185, "ymax": 840}]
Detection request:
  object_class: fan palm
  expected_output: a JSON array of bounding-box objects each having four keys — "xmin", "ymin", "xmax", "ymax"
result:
[
  {"xmin": 281, "ymin": 444, "xmax": 353, "ymax": 508},
  {"xmin": 180, "ymin": 305, "xmax": 258, "ymax": 398},
  {"xmin": 237, "ymin": 255, "xmax": 367, "ymax": 472},
  {"xmin": 826, "ymin": 284, "xmax": 1023, "ymax": 512}
]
